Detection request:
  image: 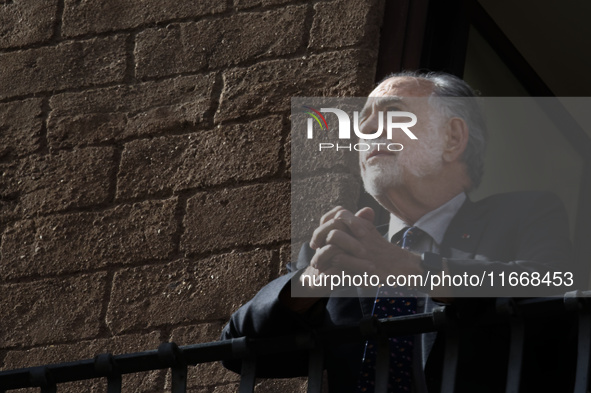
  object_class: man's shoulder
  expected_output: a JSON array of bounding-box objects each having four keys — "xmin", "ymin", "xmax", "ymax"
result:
[
  {"xmin": 468, "ymin": 190, "xmax": 562, "ymax": 210},
  {"xmin": 456, "ymin": 191, "xmax": 567, "ymax": 228}
]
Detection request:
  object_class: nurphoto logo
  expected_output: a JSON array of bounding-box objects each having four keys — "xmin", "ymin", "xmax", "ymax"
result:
[{"xmin": 302, "ymin": 106, "xmax": 418, "ymax": 151}]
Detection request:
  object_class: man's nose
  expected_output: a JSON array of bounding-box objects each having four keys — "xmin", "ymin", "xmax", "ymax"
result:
[{"xmin": 357, "ymin": 111, "xmax": 384, "ymax": 139}]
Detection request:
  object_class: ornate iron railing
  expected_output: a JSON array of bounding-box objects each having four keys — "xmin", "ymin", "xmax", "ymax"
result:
[{"xmin": 1, "ymin": 291, "xmax": 590, "ymax": 393}]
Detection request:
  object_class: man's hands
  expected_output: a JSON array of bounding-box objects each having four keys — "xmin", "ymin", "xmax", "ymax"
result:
[
  {"xmin": 301, "ymin": 206, "xmax": 423, "ymax": 290},
  {"xmin": 284, "ymin": 206, "xmax": 425, "ymax": 313}
]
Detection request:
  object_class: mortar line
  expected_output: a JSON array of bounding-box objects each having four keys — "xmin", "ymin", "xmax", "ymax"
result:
[{"xmin": 52, "ymin": 0, "xmax": 65, "ymax": 41}]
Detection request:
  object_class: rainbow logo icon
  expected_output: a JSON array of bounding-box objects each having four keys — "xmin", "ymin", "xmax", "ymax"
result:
[{"xmin": 302, "ymin": 106, "xmax": 329, "ymax": 131}]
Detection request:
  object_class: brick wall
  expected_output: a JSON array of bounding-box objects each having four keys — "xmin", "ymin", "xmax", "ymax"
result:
[{"xmin": 0, "ymin": 0, "xmax": 384, "ymax": 391}]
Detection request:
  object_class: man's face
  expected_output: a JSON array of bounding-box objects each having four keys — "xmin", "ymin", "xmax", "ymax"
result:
[{"xmin": 358, "ymin": 77, "xmax": 447, "ymax": 197}]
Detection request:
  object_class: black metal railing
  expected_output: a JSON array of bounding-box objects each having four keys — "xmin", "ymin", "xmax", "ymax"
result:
[{"xmin": 1, "ymin": 291, "xmax": 590, "ymax": 393}]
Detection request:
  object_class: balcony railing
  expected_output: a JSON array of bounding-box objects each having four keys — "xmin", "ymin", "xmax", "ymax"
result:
[{"xmin": 1, "ymin": 291, "xmax": 590, "ymax": 393}]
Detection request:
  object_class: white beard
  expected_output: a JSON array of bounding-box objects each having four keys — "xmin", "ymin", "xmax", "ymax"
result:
[
  {"xmin": 360, "ymin": 130, "xmax": 446, "ymax": 197},
  {"xmin": 361, "ymin": 155, "xmax": 402, "ymax": 196}
]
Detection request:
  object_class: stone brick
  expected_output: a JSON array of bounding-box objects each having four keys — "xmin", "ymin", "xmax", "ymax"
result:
[
  {"xmin": 234, "ymin": 0, "xmax": 294, "ymax": 10},
  {"xmin": 4, "ymin": 332, "xmax": 161, "ymax": 366},
  {"xmin": 12, "ymin": 147, "xmax": 115, "ymax": 218},
  {"xmin": 187, "ymin": 361, "xmax": 240, "ymax": 388},
  {"xmin": 291, "ymin": 174, "xmax": 360, "ymax": 241},
  {"xmin": 0, "ymin": 273, "xmax": 106, "ymax": 347},
  {"xmin": 62, "ymin": 0, "xmax": 227, "ymax": 37},
  {"xmin": 181, "ymin": 183, "xmax": 290, "ymax": 254},
  {"xmin": 171, "ymin": 323, "xmax": 224, "ymax": 345},
  {"xmin": 0, "ymin": 163, "xmax": 19, "ymax": 225},
  {"xmin": 256, "ymin": 378, "xmax": 308, "ymax": 393},
  {"xmin": 135, "ymin": 6, "xmax": 306, "ymax": 79},
  {"xmin": 48, "ymin": 74, "xmax": 215, "ymax": 149},
  {"xmin": 188, "ymin": 388, "xmax": 211, "ymax": 393},
  {"xmin": 106, "ymin": 249, "xmax": 275, "ymax": 334},
  {"xmin": 0, "ymin": 99, "xmax": 43, "ymax": 160},
  {"xmin": 0, "ymin": 198, "xmax": 178, "ymax": 279},
  {"xmin": 0, "ymin": 35, "xmax": 126, "ymax": 100},
  {"xmin": 309, "ymin": 0, "xmax": 383, "ymax": 49},
  {"xmin": 185, "ymin": 379, "xmax": 308, "ymax": 393},
  {"xmin": 283, "ymin": 130, "xmax": 292, "ymax": 175},
  {"xmin": 116, "ymin": 116, "xmax": 283, "ymax": 200},
  {"xmin": 0, "ymin": 0, "xmax": 57, "ymax": 49},
  {"xmin": 1, "ymin": 147, "xmax": 114, "ymax": 223},
  {"xmin": 212, "ymin": 385, "xmax": 238, "ymax": 393},
  {"xmin": 2, "ymin": 332, "xmax": 162, "ymax": 393},
  {"xmin": 215, "ymin": 50, "xmax": 377, "ymax": 123},
  {"xmin": 280, "ymin": 244, "xmax": 292, "ymax": 275}
]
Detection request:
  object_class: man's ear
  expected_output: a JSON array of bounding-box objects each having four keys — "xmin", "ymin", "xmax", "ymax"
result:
[{"xmin": 442, "ymin": 117, "xmax": 469, "ymax": 162}]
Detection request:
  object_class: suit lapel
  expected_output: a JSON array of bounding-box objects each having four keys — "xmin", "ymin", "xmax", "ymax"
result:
[{"xmin": 440, "ymin": 197, "xmax": 487, "ymax": 259}]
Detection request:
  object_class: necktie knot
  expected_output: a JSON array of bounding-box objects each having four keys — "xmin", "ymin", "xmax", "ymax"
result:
[{"xmin": 400, "ymin": 226, "xmax": 424, "ymax": 250}]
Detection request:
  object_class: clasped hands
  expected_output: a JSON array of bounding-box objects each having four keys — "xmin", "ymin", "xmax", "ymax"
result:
[{"xmin": 300, "ymin": 206, "xmax": 423, "ymax": 295}]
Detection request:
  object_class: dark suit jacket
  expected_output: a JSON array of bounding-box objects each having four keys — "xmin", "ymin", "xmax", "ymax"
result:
[{"xmin": 221, "ymin": 191, "xmax": 577, "ymax": 392}]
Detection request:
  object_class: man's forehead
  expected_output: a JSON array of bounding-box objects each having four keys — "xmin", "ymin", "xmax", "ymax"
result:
[{"xmin": 369, "ymin": 76, "xmax": 434, "ymax": 98}]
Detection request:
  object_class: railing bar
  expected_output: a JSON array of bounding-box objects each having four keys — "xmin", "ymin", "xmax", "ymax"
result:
[
  {"xmin": 238, "ymin": 357, "xmax": 257, "ymax": 393},
  {"xmin": 171, "ymin": 366, "xmax": 188, "ymax": 393},
  {"xmin": 247, "ymin": 334, "xmax": 315, "ymax": 357},
  {"xmin": 307, "ymin": 347, "xmax": 324, "ymax": 393},
  {"xmin": 574, "ymin": 309, "xmax": 591, "ymax": 393},
  {"xmin": 29, "ymin": 367, "xmax": 56, "ymax": 393},
  {"xmin": 516, "ymin": 299, "xmax": 568, "ymax": 318},
  {"xmin": 32, "ymin": 361, "xmax": 96, "ymax": 385},
  {"xmin": 504, "ymin": 317, "xmax": 525, "ymax": 393},
  {"xmin": 440, "ymin": 327, "xmax": 459, "ymax": 393},
  {"xmin": 374, "ymin": 335, "xmax": 390, "ymax": 393},
  {"xmin": 106, "ymin": 375, "xmax": 122, "ymax": 393},
  {"xmin": 114, "ymin": 351, "xmax": 162, "ymax": 373},
  {"xmin": 0, "ymin": 370, "xmax": 34, "ymax": 389},
  {"xmin": 3, "ymin": 294, "xmax": 591, "ymax": 391},
  {"xmin": 379, "ymin": 313, "xmax": 437, "ymax": 336},
  {"xmin": 94, "ymin": 353, "xmax": 122, "ymax": 393},
  {"xmin": 180, "ymin": 342, "xmax": 235, "ymax": 365}
]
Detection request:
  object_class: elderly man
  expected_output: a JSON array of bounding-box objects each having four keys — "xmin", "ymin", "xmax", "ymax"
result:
[{"xmin": 222, "ymin": 72, "xmax": 574, "ymax": 392}]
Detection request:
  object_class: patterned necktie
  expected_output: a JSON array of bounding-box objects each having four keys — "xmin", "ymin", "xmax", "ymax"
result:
[{"xmin": 357, "ymin": 226, "xmax": 423, "ymax": 393}]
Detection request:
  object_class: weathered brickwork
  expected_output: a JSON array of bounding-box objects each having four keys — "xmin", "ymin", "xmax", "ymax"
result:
[
  {"xmin": 0, "ymin": 99, "xmax": 44, "ymax": 159},
  {"xmin": 116, "ymin": 116, "xmax": 284, "ymax": 199},
  {"xmin": 106, "ymin": 250, "xmax": 277, "ymax": 334},
  {"xmin": 48, "ymin": 74, "xmax": 216, "ymax": 149},
  {"xmin": 0, "ymin": 0, "xmax": 384, "ymax": 390},
  {"xmin": 135, "ymin": 6, "xmax": 308, "ymax": 79},
  {"xmin": 0, "ymin": 0, "xmax": 58, "ymax": 49},
  {"xmin": 0, "ymin": 147, "xmax": 116, "ymax": 225},
  {"xmin": 62, "ymin": 0, "xmax": 228, "ymax": 37},
  {"xmin": 0, "ymin": 35, "xmax": 127, "ymax": 100},
  {"xmin": 0, "ymin": 273, "xmax": 107, "ymax": 347},
  {"xmin": 215, "ymin": 49, "xmax": 377, "ymax": 123},
  {"xmin": 234, "ymin": 0, "xmax": 295, "ymax": 11},
  {"xmin": 1, "ymin": 198, "xmax": 178, "ymax": 279},
  {"xmin": 309, "ymin": 0, "xmax": 383, "ymax": 49},
  {"xmin": 181, "ymin": 183, "xmax": 290, "ymax": 254}
]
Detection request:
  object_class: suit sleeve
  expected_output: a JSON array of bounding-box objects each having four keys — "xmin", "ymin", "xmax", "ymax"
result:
[{"xmin": 220, "ymin": 245, "xmax": 326, "ymax": 377}]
